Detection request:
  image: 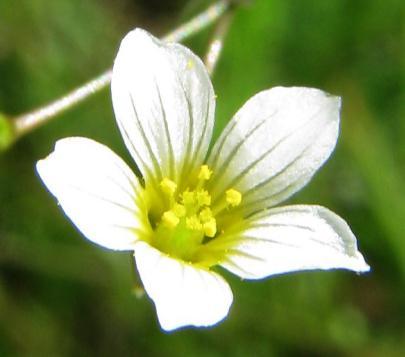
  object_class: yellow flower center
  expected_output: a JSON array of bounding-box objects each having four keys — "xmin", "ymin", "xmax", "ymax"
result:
[{"xmin": 150, "ymin": 165, "xmax": 242, "ymax": 261}]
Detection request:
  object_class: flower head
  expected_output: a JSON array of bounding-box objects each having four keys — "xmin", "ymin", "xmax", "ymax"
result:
[{"xmin": 37, "ymin": 29, "xmax": 369, "ymax": 331}]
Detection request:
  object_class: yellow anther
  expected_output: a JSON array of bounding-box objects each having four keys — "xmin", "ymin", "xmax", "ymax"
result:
[
  {"xmin": 182, "ymin": 190, "xmax": 195, "ymax": 205},
  {"xmin": 199, "ymin": 207, "xmax": 213, "ymax": 223},
  {"xmin": 226, "ymin": 188, "xmax": 242, "ymax": 207},
  {"xmin": 203, "ymin": 218, "xmax": 217, "ymax": 238},
  {"xmin": 172, "ymin": 203, "xmax": 186, "ymax": 217},
  {"xmin": 162, "ymin": 210, "xmax": 180, "ymax": 229},
  {"xmin": 198, "ymin": 165, "xmax": 212, "ymax": 181},
  {"xmin": 196, "ymin": 190, "xmax": 211, "ymax": 207},
  {"xmin": 160, "ymin": 178, "xmax": 177, "ymax": 196},
  {"xmin": 186, "ymin": 215, "xmax": 202, "ymax": 231}
]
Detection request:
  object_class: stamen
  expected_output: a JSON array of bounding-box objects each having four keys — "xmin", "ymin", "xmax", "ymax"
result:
[
  {"xmin": 226, "ymin": 188, "xmax": 242, "ymax": 207},
  {"xmin": 196, "ymin": 190, "xmax": 211, "ymax": 206},
  {"xmin": 203, "ymin": 218, "xmax": 217, "ymax": 237},
  {"xmin": 162, "ymin": 210, "xmax": 180, "ymax": 229},
  {"xmin": 199, "ymin": 207, "xmax": 213, "ymax": 222},
  {"xmin": 172, "ymin": 203, "xmax": 186, "ymax": 217},
  {"xmin": 198, "ymin": 165, "xmax": 212, "ymax": 181},
  {"xmin": 160, "ymin": 178, "xmax": 177, "ymax": 196},
  {"xmin": 182, "ymin": 190, "xmax": 195, "ymax": 205},
  {"xmin": 186, "ymin": 215, "xmax": 203, "ymax": 231},
  {"xmin": 157, "ymin": 168, "xmax": 242, "ymax": 250},
  {"xmin": 153, "ymin": 160, "xmax": 248, "ymax": 261}
]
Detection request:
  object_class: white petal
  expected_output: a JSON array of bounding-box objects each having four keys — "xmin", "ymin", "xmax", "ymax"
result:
[
  {"xmin": 36, "ymin": 137, "xmax": 149, "ymax": 251},
  {"xmin": 134, "ymin": 241, "xmax": 233, "ymax": 331},
  {"xmin": 215, "ymin": 205, "xmax": 369, "ymax": 279},
  {"xmin": 111, "ymin": 28, "xmax": 215, "ymax": 190},
  {"xmin": 207, "ymin": 87, "xmax": 340, "ymax": 214}
]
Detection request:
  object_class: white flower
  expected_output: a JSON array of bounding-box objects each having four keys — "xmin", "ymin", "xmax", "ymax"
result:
[{"xmin": 36, "ymin": 28, "xmax": 369, "ymax": 331}]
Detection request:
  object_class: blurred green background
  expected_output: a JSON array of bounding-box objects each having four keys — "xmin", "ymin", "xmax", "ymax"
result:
[{"xmin": 0, "ymin": 0, "xmax": 404, "ymax": 355}]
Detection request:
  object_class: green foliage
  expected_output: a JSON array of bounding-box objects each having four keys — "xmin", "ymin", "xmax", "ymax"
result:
[
  {"xmin": 0, "ymin": 0, "xmax": 404, "ymax": 355},
  {"xmin": 0, "ymin": 113, "xmax": 14, "ymax": 151}
]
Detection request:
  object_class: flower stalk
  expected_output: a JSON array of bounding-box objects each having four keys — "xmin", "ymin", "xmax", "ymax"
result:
[
  {"xmin": 2, "ymin": 0, "xmax": 230, "ymax": 150},
  {"xmin": 204, "ymin": 10, "xmax": 234, "ymax": 76}
]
